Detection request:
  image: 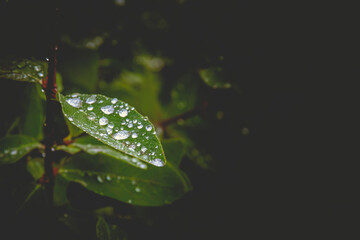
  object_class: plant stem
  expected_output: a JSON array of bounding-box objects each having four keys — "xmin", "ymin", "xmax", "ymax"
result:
[{"xmin": 43, "ymin": 45, "xmax": 58, "ymax": 206}]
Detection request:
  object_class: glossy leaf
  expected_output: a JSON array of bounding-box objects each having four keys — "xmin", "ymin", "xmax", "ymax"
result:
[
  {"xmin": 59, "ymin": 93, "xmax": 166, "ymax": 167},
  {"xmin": 59, "ymin": 153, "xmax": 192, "ymax": 206},
  {"xmin": 96, "ymin": 217, "xmax": 111, "ymax": 240},
  {"xmin": 71, "ymin": 136, "xmax": 147, "ymax": 169},
  {"xmin": 199, "ymin": 67, "xmax": 231, "ymax": 89},
  {"xmin": 0, "ymin": 135, "xmax": 41, "ymax": 166},
  {"xmin": 0, "ymin": 58, "xmax": 47, "ymax": 84}
]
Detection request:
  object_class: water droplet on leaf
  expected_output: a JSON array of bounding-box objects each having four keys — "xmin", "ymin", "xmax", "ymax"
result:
[
  {"xmin": 99, "ymin": 117, "xmax": 109, "ymax": 126},
  {"xmin": 112, "ymin": 130, "xmax": 130, "ymax": 140},
  {"xmin": 86, "ymin": 95, "xmax": 97, "ymax": 104},
  {"xmin": 101, "ymin": 105, "xmax": 114, "ymax": 114},
  {"xmin": 66, "ymin": 98, "xmax": 82, "ymax": 108},
  {"xmin": 119, "ymin": 109, "xmax": 128, "ymax": 117}
]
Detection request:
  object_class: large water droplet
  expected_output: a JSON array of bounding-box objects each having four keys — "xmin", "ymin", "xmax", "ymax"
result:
[
  {"xmin": 145, "ymin": 125, "xmax": 152, "ymax": 131},
  {"xmin": 86, "ymin": 95, "xmax": 97, "ymax": 104},
  {"xmin": 101, "ymin": 105, "xmax": 114, "ymax": 114},
  {"xmin": 119, "ymin": 109, "xmax": 128, "ymax": 117},
  {"xmin": 112, "ymin": 130, "xmax": 130, "ymax": 140},
  {"xmin": 111, "ymin": 98, "xmax": 118, "ymax": 104},
  {"xmin": 66, "ymin": 98, "xmax": 82, "ymax": 108},
  {"xmin": 99, "ymin": 117, "xmax": 109, "ymax": 126}
]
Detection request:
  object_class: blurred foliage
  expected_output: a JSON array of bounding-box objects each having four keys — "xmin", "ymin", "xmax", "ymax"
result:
[{"xmin": 0, "ymin": 0, "xmax": 248, "ymax": 239}]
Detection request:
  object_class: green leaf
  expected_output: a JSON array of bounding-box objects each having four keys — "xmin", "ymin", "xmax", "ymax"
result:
[
  {"xmin": 56, "ymin": 144, "xmax": 81, "ymax": 155},
  {"xmin": 0, "ymin": 58, "xmax": 47, "ymax": 84},
  {"xmin": 71, "ymin": 136, "xmax": 148, "ymax": 169},
  {"xmin": 162, "ymin": 139, "xmax": 185, "ymax": 168},
  {"xmin": 59, "ymin": 153, "xmax": 192, "ymax": 206},
  {"xmin": 21, "ymin": 84, "xmax": 44, "ymax": 140},
  {"xmin": 59, "ymin": 93, "xmax": 166, "ymax": 167},
  {"xmin": 26, "ymin": 158, "xmax": 44, "ymax": 180},
  {"xmin": 0, "ymin": 135, "xmax": 41, "ymax": 166},
  {"xmin": 96, "ymin": 217, "xmax": 111, "ymax": 240},
  {"xmin": 16, "ymin": 184, "xmax": 42, "ymax": 214},
  {"xmin": 199, "ymin": 67, "xmax": 231, "ymax": 89},
  {"xmin": 54, "ymin": 174, "xmax": 69, "ymax": 206}
]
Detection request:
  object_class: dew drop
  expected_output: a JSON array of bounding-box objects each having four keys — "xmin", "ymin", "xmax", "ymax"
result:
[
  {"xmin": 87, "ymin": 106, "xmax": 93, "ymax": 111},
  {"xmin": 66, "ymin": 97, "xmax": 82, "ymax": 108},
  {"xmin": 101, "ymin": 105, "xmax": 114, "ymax": 114},
  {"xmin": 133, "ymin": 119, "xmax": 137, "ymax": 123},
  {"xmin": 97, "ymin": 176, "xmax": 104, "ymax": 183},
  {"xmin": 106, "ymin": 127, "xmax": 113, "ymax": 135},
  {"xmin": 68, "ymin": 117, "xmax": 73, "ymax": 121},
  {"xmin": 150, "ymin": 158, "xmax": 165, "ymax": 167},
  {"xmin": 99, "ymin": 117, "xmax": 109, "ymax": 126},
  {"xmin": 119, "ymin": 109, "xmax": 128, "ymax": 117},
  {"xmin": 135, "ymin": 187, "xmax": 141, "ymax": 192},
  {"xmin": 38, "ymin": 72, "xmax": 44, "ymax": 78},
  {"xmin": 129, "ymin": 144, "xmax": 135, "ymax": 151},
  {"xmin": 111, "ymin": 98, "xmax": 118, "ymax": 104},
  {"xmin": 108, "ymin": 122, "xmax": 114, "ymax": 128},
  {"xmin": 88, "ymin": 112, "xmax": 96, "ymax": 121},
  {"xmin": 141, "ymin": 146, "xmax": 147, "ymax": 153},
  {"xmin": 137, "ymin": 124, "xmax": 143, "ymax": 129},
  {"xmin": 112, "ymin": 130, "xmax": 130, "ymax": 140},
  {"xmin": 34, "ymin": 65, "xmax": 41, "ymax": 72},
  {"xmin": 131, "ymin": 132, "xmax": 138, "ymax": 138},
  {"xmin": 10, "ymin": 149, "xmax": 18, "ymax": 155},
  {"xmin": 86, "ymin": 95, "xmax": 97, "ymax": 104},
  {"xmin": 128, "ymin": 122, "xmax": 133, "ymax": 128},
  {"xmin": 106, "ymin": 175, "xmax": 111, "ymax": 181},
  {"xmin": 136, "ymin": 142, "xmax": 141, "ymax": 147},
  {"xmin": 128, "ymin": 200, "xmax": 132, "ymax": 204},
  {"xmin": 145, "ymin": 125, "xmax": 152, "ymax": 131}
]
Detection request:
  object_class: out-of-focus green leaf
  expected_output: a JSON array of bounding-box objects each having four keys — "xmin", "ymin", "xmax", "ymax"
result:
[
  {"xmin": 0, "ymin": 135, "xmax": 41, "ymax": 166},
  {"xmin": 59, "ymin": 93, "xmax": 166, "ymax": 167},
  {"xmin": 26, "ymin": 158, "xmax": 44, "ymax": 180},
  {"xmin": 16, "ymin": 183, "xmax": 42, "ymax": 214},
  {"xmin": 65, "ymin": 117, "xmax": 83, "ymax": 138},
  {"xmin": 56, "ymin": 144, "xmax": 81, "ymax": 155},
  {"xmin": 56, "ymin": 72, "xmax": 64, "ymax": 92},
  {"xmin": 71, "ymin": 136, "xmax": 148, "ymax": 169},
  {"xmin": 199, "ymin": 67, "xmax": 231, "ymax": 89},
  {"xmin": 0, "ymin": 58, "xmax": 47, "ymax": 84},
  {"xmin": 162, "ymin": 139, "xmax": 185, "ymax": 168},
  {"xmin": 99, "ymin": 68, "xmax": 164, "ymax": 121},
  {"xmin": 58, "ymin": 48, "xmax": 99, "ymax": 93},
  {"xmin": 163, "ymin": 72, "xmax": 199, "ymax": 117},
  {"xmin": 54, "ymin": 174, "xmax": 69, "ymax": 206},
  {"xmin": 59, "ymin": 153, "xmax": 191, "ymax": 206},
  {"xmin": 96, "ymin": 217, "xmax": 111, "ymax": 240},
  {"xmin": 21, "ymin": 84, "xmax": 44, "ymax": 140}
]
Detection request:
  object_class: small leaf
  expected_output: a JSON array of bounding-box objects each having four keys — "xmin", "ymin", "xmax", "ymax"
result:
[
  {"xmin": 56, "ymin": 145, "xmax": 81, "ymax": 155},
  {"xmin": 16, "ymin": 184, "xmax": 42, "ymax": 214},
  {"xmin": 0, "ymin": 58, "xmax": 47, "ymax": 84},
  {"xmin": 199, "ymin": 67, "xmax": 231, "ymax": 89},
  {"xmin": 59, "ymin": 93, "xmax": 166, "ymax": 167},
  {"xmin": 71, "ymin": 136, "xmax": 148, "ymax": 169},
  {"xmin": 26, "ymin": 158, "xmax": 44, "ymax": 180},
  {"xmin": 96, "ymin": 217, "xmax": 111, "ymax": 240},
  {"xmin": 54, "ymin": 174, "xmax": 69, "ymax": 206},
  {"xmin": 0, "ymin": 135, "xmax": 41, "ymax": 166},
  {"xmin": 59, "ymin": 153, "xmax": 191, "ymax": 206},
  {"xmin": 21, "ymin": 84, "xmax": 44, "ymax": 140}
]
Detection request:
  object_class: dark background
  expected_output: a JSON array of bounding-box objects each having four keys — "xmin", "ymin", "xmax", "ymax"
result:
[{"xmin": 0, "ymin": 0, "xmax": 358, "ymax": 239}]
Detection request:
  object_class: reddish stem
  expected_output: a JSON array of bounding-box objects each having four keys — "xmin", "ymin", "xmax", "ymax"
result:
[{"xmin": 43, "ymin": 45, "xmax": 58, "ymax": 205}]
